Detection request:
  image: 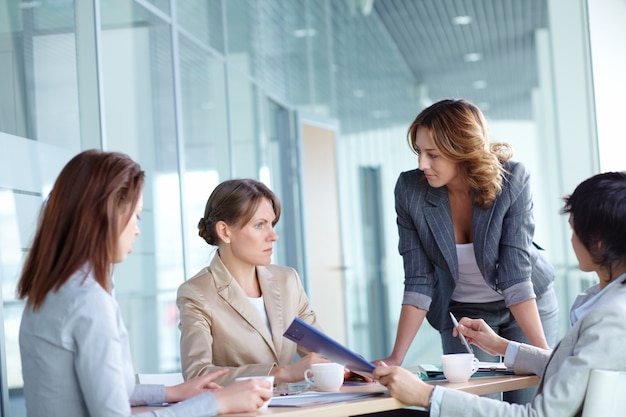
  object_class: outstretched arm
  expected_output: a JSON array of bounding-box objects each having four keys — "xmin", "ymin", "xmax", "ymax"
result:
[{"xmin": 374, "ymin": 305, "xmax": 427, "ymax": 366}]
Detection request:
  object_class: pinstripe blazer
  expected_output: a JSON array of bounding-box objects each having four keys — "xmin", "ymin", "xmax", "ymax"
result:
[
  {"xmin": 395, "ymin": 160, "xmax": 554, "ymax": 331},
  {"xmin": 439, "ymin": 274, "xmax": 626, "ymax": 417},
  {"xmin": 177, "ymin": 253, "xmax": 319, "ymax": 385}
]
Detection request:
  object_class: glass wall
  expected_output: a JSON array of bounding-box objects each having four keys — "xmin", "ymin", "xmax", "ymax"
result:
[
  {"xmin": 0, "ymin": 4, "xmax": 82, "ymax": 414},
  {"xmin": 0, "ymin": 0, "xmax": 616, "ymax": 415}
]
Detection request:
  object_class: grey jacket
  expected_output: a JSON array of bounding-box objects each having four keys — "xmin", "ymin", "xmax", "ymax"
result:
[
  {"xmin": 19, "ymin": 267, "xmax": 219, "ymax": 417},
  {"xmin": 439, "ymin": 274, "xmax": 626, "ymax": 416},
  {"xmin": 394, "ymin": 160, "xmax": 554, "ymax": 330}
]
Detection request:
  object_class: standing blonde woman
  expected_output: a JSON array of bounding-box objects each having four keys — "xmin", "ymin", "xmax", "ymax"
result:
[{"xmin": 377, "ymin": 99, "xmax": 559, "ymax": 404}]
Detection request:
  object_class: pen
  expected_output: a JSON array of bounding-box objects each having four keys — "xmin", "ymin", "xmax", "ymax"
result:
[{"xmin": 449, "ymin": 312, "xmax": 474, "ymax": 354}]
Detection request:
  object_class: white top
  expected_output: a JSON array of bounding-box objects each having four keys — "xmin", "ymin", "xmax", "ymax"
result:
[
  {"xmin": 248, "ymin": 295, "xmax": 271, "ymax": 333},
  {"xmin": 451, "ymin": 243, "xmax": 504, "ymax": 303},
  {"xmin": 19, "ymin": 266, "xmax": 219, "ymax": 417}
]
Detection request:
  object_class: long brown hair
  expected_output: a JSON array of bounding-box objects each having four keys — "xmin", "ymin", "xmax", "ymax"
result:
[
  {"xmin": 407, "ymin": 98, "xmax": 513, "ymax": 208},
  {"xmin": 17, "ymin": 149, "xmax": 145, "ymax": 309}
]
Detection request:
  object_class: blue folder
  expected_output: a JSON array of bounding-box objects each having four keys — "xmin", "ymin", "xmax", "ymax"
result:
[{"xmin": 283, "ymin": 317, "xmax": 376, "ymax": 374}]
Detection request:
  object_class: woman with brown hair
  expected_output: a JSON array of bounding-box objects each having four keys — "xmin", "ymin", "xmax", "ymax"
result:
[
  {"xmin": 18, "ymin": 150, "xmax": 271, "ymax": 416},
  {"xmin": 177, "ymin": 178, "xmax": 334, "ymax": 386},
  {"xmin": 377, "ymin": 98, "xmax": 559, "ymax": 404}
]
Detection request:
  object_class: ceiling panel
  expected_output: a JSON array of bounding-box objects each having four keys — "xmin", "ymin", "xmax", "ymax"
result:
[{"xmin": 373, "ymin": 0, "xmax": 549, "ymax": 119}]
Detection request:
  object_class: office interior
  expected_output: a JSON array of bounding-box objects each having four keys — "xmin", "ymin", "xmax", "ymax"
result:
[{"xmin": 0, "ymin": 0, "xmax": 624, "ymax": 415}]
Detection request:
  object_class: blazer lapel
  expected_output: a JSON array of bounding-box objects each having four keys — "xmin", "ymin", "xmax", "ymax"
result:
[
  {"xmin": 257, "ymin": 266, "xmax": 284, "ymax": 354},
  {"xmin": 210, "ymin": 255, "xmax": 279, "ymax": 360},
  {"xmin": 472, "ymin": 202, "xmax": 496, "ymax": 273},
  {"xmin": 424, "ymin": 186, "xmax": 458, "ymax": 278}
]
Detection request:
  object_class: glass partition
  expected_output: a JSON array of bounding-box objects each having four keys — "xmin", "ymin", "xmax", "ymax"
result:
[
  {"xmin": 178, "ymin": 35, "xmax": 229, "ymax": 274},
  {"xmin": 100, "ymin": 0, "xmax": 182, "ymax": 373}
]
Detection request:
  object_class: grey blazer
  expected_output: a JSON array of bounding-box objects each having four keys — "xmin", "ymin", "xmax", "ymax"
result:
[
  {"xmin": 395, "ymin": 160, "xmax": 554, "ymax": 330},
  {"xmin": 438, "ymin": 275, "xmax": 626, "ymax": 417},
  {"xmin": 177, "ymin": 253, "xmax": 319, "ymax": 385}
]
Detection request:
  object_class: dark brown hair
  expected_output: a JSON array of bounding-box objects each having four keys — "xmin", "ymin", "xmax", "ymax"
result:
[
  {"xmin": 562, "ymin": 171, "xmax": 626, "ymax": 282},
  {"xmin": 198, "ymin": 178, "xmax": 281, "ymax": 246},
  {"xmin": 17, "ymin": 149, "xmax": 145, "ymax": 309},
  {"xmin": 407, "ymin": 98, "xmax": 513, "ymax": 208}
]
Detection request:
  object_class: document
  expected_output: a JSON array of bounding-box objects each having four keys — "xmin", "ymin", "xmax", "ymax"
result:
[
  {"xmin": 271, "ymin": 391, "xmax": 384, "ymax": 407},
  {"xmin": 477, "ymin": 361, "xmax": 509, "ymax": 371},
  {"xmin": 283, "ymin": 318, "xmax": 376, "ymax": 374}
]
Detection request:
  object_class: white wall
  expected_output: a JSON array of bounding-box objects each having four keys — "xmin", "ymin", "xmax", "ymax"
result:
[{"xmin": 587, "ymin": 0, "xmax": 626, "ymax": 172}]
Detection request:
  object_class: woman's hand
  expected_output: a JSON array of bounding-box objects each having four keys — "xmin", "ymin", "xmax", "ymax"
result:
[
  {"xmin": 270, "ymin": 352, "xmax": 330, "ymax": 384},
  {"xmin": 456, "ymin": 317, "xmax": 509, "ymax": 357},
  {"xmin": 213, "ymin": 378, "xmax": 273, "ymax": 414},
  {"xmin": 372, "ymin": 356, "xmax": 402, "ymax": 367},
  {"xmin": 164, "ymin": 369, "xmax": 228, "ymax": 403},
  {"xmin": 344, "ymin": 369, "xmax": 375, "ymax": 383},
  {"xmin": 373, "ymin": 363, "xmax": 432, "ymax": 408}
]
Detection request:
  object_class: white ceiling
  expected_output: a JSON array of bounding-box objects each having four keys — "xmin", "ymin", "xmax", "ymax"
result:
[{"xmin": 372, "ymin": 0, "xmax": 549, "ymax": 120}]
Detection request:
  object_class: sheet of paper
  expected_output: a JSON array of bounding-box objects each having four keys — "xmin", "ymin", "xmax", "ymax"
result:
[
  {"xmin": 271, "ymin": 391, "xmax": 383, "ymax": 407},
  {"xmin": 478, "ymin": 361, "xmax": 509, "ymax": 371}
]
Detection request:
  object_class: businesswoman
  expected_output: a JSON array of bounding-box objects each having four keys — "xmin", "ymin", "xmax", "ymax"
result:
[
  {"xmin": 17, "ymin": 150, "xmax": 271, "ymax": 417},
  {"xmin": 379, "ymin": 99, "xmax": 559, "ymax": 403},
  {"xmin": 177, "ymin": 178, "xmax": 331, "ymax": 386},
  {"xmin": 375, "ymin": 171, "xmax": 626, "ymax": 417}
]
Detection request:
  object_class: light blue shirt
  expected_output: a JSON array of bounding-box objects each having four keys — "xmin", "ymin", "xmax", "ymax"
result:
[
  {"xmin": 19, "ymin": 266, "xmax": 219, "ymax": 417},
  {"xmin": 569, "ymin": 273, "xmax": 626, "ymax": 326}
]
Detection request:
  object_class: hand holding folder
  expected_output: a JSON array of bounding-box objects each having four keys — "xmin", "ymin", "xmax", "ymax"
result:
[{"xmin": 282, "ymin": 318, "xmax": 376, "ymax": 377}]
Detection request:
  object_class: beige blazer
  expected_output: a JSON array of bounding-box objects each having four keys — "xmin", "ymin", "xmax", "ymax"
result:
[{"xmin": 177, "ymin": 252, "xmax": 319, "ymax": 385}]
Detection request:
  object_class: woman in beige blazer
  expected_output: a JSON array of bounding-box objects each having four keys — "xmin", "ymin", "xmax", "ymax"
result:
[{"xmin": 177, "ymin": 179, "xmax": 329, "ymax": 386}]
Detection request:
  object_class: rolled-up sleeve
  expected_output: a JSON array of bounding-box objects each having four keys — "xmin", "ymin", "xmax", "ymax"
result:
[{"xmin": 501, "ymin": 281, "xmax": 536, "ymax": 308}]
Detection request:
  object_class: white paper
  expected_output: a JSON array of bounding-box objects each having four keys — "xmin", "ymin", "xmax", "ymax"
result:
[{"xmin": 270, "ymin": 391, "xmax": 381, "ymax": 407}]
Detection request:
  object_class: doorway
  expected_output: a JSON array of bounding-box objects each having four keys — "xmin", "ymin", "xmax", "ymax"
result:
[{"xmin": 298, "ymin": 116, "xmax": 347, "ymax": 343}]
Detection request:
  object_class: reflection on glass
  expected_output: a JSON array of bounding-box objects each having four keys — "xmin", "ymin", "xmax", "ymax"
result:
[
  {"xmin": 177, "ymin": 0, "xmax": 224, "ymax": 53},
  {"xmin": 100, "ymin": 1, "xmax": 182, "ymax": 374},
  {"xmin": 179, "ymin": 37, "xmax": 229, "ymax": 176},
  {"xmin": 178, "ymin": 34, "xmax": 228, "ymax": 274},
  {"xmin": 228, "ymin": 70, "xmax": 259, "ymax": 178},
  {"xmin": 0, "ymin": 1, "xmax": 80, "ymax": 147},
  {"xmin": 225, "ymin": 0, "xmax": 259, "ymax": 78}
]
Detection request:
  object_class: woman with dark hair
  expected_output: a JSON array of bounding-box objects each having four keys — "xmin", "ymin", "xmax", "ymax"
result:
[
  {"xmin": 18, "ymin": 150, "xmax": 271, "ymax": 417},
  {"xmin": 375, "ymin": 171, "xmax": 626, "ymax": 416},
  {"xmin": 378, "ymin": 98, "xmax": 559, "ymax": 403},
  {"xmin": 177, "ymin": 178, "xmax": 333, "ymax": 386}
]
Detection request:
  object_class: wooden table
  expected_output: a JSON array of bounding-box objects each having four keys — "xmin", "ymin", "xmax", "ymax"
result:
[{"xmin": 132, "ymin": 374, "xmax": 539, "ymax": 416}]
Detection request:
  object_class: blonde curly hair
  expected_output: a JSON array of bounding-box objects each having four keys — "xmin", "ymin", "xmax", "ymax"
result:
[{"xmin": 407, "ymin": 98, "xmax": 513, "ymax": 208}]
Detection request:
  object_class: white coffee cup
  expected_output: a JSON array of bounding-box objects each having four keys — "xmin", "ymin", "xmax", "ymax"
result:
[
  {"xmin": 235, "ymin": 375, "xmax": 275, "ymax": 408},
  {"xmin": 303, "ymin": 362, "xmax": 345, "ymax": 392},
  {"xmin": 441, "ymin": 353, "xmax": 479, "ymax": 383}
]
